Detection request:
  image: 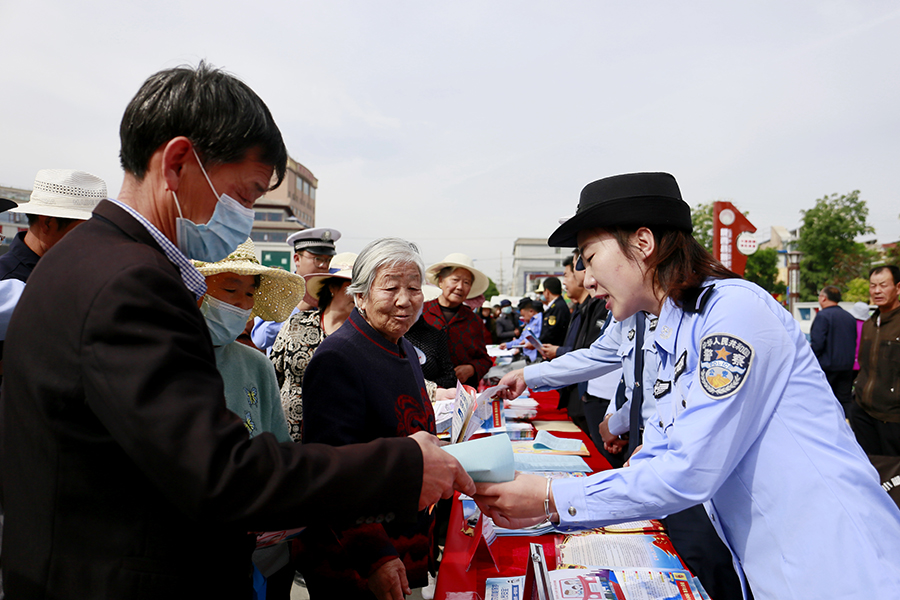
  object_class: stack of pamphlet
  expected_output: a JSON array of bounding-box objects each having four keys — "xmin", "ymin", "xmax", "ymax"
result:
[{"xmin": 486, "ymin": 530, "xmax": 711, "ymax": 600}]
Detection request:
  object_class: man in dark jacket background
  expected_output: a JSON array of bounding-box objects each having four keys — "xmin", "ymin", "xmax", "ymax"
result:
[
  {"xmin": 853, "ymin": 265, "xmax": 900, "ymax": 455},
  {"xmin": 810, "ymin": 285, "xmax": 858, "ymax": 416}
]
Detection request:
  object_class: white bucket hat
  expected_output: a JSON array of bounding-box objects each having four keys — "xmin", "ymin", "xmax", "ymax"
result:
[
  {"xmin": 304, "ymin": 252, "xmax": 358, "ymax": 300},
  {"xmin": 426, "ymin": 252, "xmax": 489, "ymax": 299},
  {"xmin": 850, "ymin": 302, "xmax": 871, "ymax": 321},
  {"xmin": 194, "ymin": 239, "xmax": 306, "ymax": 322},
  {"xmin": 11, "ymin": 169, "xmax": 106, "ymax": 220}
]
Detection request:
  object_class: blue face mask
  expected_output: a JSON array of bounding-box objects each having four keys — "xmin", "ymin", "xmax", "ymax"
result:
[
  {"xmin": 501, "ymin": 306, "xmax": 512, "ymax": 315},
  {"xmin": 200, "ymin": 294, "xmax": 252, "ymax": 347},
  {"xmin": 173, "ymin": 148, "xmax": 255, "ymax": 262}
]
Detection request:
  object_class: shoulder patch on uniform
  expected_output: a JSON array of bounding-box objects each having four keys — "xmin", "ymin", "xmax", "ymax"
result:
[
  {"xmin": 653, "ymin": 379, "xmax": 671, "ymax": 399},
  {"xmin": 548, "ymin": 315, "xmax": 557, "ymax": 326},
  {"xmin": 673, "ymin": 350, "xmax": 687, "ymax": 381},
  {"xmin": 683, "ymin": 284, "xmax": 716, "ymax": 314},
  {"xmin": 699, "ymin": 333, "xmax": 754, "ymax": 399},
  {"xmin": 627, "ymin": 328, "xmax": 635, "ymax": 341}
]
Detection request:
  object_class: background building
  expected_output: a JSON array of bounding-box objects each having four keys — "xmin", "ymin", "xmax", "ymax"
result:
[
  {"xmin": 511, "ymin": 237, "xmax": 565, "ymax": 296},
  {"xmin": 250, "ymin": 156, "xmax": 318, "ymax": 271},
  {"xmin": 0, "ymin": 185, "xmax": 31, "ymax": 254}
]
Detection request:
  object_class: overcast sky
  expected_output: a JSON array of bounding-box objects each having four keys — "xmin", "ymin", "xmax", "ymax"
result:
[{"xmin": 3, "ymin": 1, "xmax": 899, "ymax": 289}]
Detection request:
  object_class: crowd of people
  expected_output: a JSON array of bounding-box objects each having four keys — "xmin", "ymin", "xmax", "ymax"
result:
[{"xmin": 2, "ymin": 61, "xmax": 900, "ymax": 600}]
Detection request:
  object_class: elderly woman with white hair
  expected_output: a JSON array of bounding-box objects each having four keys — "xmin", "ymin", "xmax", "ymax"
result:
[{"xmin": 300, "ymin": 237, "xmax": 437, "ymax": 600}]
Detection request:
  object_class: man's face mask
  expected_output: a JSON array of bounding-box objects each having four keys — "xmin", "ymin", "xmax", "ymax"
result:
[{"xmin": 172, "ymin": 148, "xmax": 255, "ymax": 262}]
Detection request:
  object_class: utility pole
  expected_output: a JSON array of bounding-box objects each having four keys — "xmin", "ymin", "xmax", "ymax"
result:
[{"xmin": 498, "ymin": 251, "xmax": 503, "ymax": 295}]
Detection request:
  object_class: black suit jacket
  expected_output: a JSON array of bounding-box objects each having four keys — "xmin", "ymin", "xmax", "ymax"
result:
[
  {"xmin": 0, "ymin": 201, "xmax": 422, "ymax": 599},
  {"xmin": 540, "ymin": 296, "xmax": 571, "ymax": 346}
]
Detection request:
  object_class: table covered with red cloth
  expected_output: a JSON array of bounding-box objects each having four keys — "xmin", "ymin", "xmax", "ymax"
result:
[
  {"xmin": 434, "ymin": 429, "xmax": 611, "ymax": 599},
  {"xmin": 530, "ymin": 389, "xmax": 569, "ymax": 422}
]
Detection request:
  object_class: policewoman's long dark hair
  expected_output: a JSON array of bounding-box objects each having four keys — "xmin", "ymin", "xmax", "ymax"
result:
[{"xmin": 607, "ymin": 227, "xmax": 740, "ymax": 309}]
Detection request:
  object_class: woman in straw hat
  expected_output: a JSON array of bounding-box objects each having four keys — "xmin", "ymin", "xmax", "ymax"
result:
[
  {"xmin": 421, "ymin": 253, "xmax": 492, "ymax": 387},
  {"xmin": 270, "ymin": 252, "xmax": 357, "ymax": 442},
  {"xmin": 473, "ymin": 172, "xmax": 900, "ymax": 600},
  {"xmin": 193, "ymin": 239, "xmax": 305, "ymax": 443},
  {"xmin": 300, "ymin": 238, "xmax": 437, "ymax": 600},
  {"xmin": 195, "ymin": 238, "xmax": 307, "ymax": 600}
]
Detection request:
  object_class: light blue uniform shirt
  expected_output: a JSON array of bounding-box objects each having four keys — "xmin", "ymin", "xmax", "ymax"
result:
[
  {"xmin": 551, "ymin": 279, "xmax": 900, "ymax": 599},
  {"xmin": 508, "ymin": 314, "xmax": 542, "ymax": 362},
  {"xmin": 525, "ymin": 314, "xmax": 658, "ymax": 436},
  {"xmin": 0, "ymin": 279, "xmax": 25, "ymax": 340},
  {"xmin": 250, "ymin": 311, "xmax": 298, "ymax": 355}
]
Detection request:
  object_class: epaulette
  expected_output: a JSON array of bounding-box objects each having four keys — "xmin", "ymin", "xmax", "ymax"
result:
[{"xmin": 682, "ymin": 284, "xmax": 716, "ymax": 314}]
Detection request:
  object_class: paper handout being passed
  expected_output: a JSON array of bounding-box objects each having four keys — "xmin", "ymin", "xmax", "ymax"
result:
[{"xmin": 442, "ymin": 433, "xmax": 515, "ymax": 482}]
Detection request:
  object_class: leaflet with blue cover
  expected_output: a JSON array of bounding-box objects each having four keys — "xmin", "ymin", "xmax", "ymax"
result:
[{"xmin": 442, "ymin": 433, "xmax": 515, "ymax": 482}]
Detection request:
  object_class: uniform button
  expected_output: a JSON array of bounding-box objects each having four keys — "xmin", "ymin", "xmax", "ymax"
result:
[
  {"xmin": 659, "ymin": 421, "xmax": 664, "ymax": 428},
  {"xmin": 682, "ymin": 400, "xmax": 687, "ymax": 408},
  {"xmin": 568, "ymin": 506, "xmax": 577, "ymax": 516},
  {"xmin": 710, "ymin": 513, "xmax": 716, "ymax": 522}
]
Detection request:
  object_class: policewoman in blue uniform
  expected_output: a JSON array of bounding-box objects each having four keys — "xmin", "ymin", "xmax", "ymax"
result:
[{"xmin": 474, "ymin": 172, "xmax": 900, "ymax": 600}]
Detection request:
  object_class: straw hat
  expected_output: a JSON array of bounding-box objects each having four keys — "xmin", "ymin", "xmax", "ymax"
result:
[
  {"xmin": 11, "ymin": 169, "xmax": 106, "ymax": 220},
  {"xmin": 304, "ymin": 252, "xmax": 357, "ymax": 299},
  {"xmin": 193, "ymin": 239, "xmax": 306, "ymax": 322},
  {"xmin": 422, "ymin": 284, "xmax": 442, "ymax": 302},
  {"xmin": 425, "ymin": 253, "xmax": 489, "ymax": 299}
]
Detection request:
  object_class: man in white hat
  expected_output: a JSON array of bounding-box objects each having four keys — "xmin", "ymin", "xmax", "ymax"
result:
[
  {"xmin": 0, "ymin": 63, "xmax": 472, "ymax": 599},
  {"xmin": 0, "ymin": 170, "xmax": 105, "ymax": 379},
  {"xmin": 250, "ymin": 226, "xmax": 341, "ymax": 353},
  {"xmin": 0, "ymin": 169, "xmax": 105, "ymax": 283}
]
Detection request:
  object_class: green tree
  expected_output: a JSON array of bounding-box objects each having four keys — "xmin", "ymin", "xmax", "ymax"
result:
[
  {"xmin": 483, "ymin": 278, "xmax": 499, "ymax": 301},
  {"xmin": 797, "ymin": 191, "xmax": 875, "ymax": 301},
  {"xmin": 744, "ymin": 247, "xmax": 786, "ymax": 296},
  {"xmin": 844, "ymin": 277, "xmax": 870, "ymax": 303},
  {"xmin": 691, "ymin": 202, "xmax": 714, "ymax": 253},
  {"xmin": 884, "ymin": 241, "xmax": 900, "ymax": 266}
]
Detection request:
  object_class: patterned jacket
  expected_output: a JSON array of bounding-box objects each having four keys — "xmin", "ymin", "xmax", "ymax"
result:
[{"xmin": 421, "ymin": 299, "xmax": 493, "ymax": 387}]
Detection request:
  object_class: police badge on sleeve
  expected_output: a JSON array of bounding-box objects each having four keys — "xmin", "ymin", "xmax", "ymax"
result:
[{"xmin": 699, "ymin": 334, "xmax": 754, "ymax": 399}]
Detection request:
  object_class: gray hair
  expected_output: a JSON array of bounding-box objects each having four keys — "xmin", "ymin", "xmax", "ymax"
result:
[{"xmin": 348, "ymin": 237, "xmax": 425, "ymax": 299}]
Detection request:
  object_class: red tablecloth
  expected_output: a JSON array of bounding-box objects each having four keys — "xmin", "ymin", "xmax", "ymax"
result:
[
  {"xmin": 434, "ymin": 429, "xmax": 611, "ymax": 599},
  {"xmin": 530, "ymin": 389, "xmax": 568, "ymax": 422}
]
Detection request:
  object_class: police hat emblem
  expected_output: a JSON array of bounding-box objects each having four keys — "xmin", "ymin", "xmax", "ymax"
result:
[{"xmin": 699, "ymin": 334, "xmax": 754, "ymax": 399}]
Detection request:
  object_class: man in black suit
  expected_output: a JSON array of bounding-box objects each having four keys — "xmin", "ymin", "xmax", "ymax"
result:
[
  {"xmin": 539, "ymin": 276, "xmax": 570, "ymax": 346},
  {"xmin": 0, "ymin": 63, "xmax": 473, "ymax": 599}
]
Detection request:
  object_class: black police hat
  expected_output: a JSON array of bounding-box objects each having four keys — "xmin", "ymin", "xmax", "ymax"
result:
[{"xmin": 548, "ymin": 172, "xmax": 692, "ymax": 248}]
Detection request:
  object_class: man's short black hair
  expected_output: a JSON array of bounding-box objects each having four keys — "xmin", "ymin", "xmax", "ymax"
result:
[
  {"xmin": 870, "ymin": 265, "xmax": 900, "ymax": 286},
  {"xmin": 543, "ymin": 276, "xmax": 562, "ymax": 296},
  {"xmin": 562, "ymin": 255, "xmax": 574, "ymax": 269},
  {"xmin": 820, "ymin": 286, "xmax": 841, "ymax": 303},
  {"xmin": 119, "ymin": 61, "xmax": 288, "ymax": 189}
]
